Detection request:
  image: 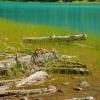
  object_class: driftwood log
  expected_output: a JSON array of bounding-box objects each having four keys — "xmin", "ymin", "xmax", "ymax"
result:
[
  {"xmin": 0, "ymin": 86, "xmax": 57, "ymax": 97},
  {"xmin": 23, "ymin": 34, "xmax": 87, "ymax": 43},
  {"xmin": 0, "ymin": 79, "xmax": 21, "ymax": 86},
  {"xmin": 0, "ymin": 71, "xmax": 48, "ymax": 92},
  {"xmin": 16, "ymin": 71, "xmax": 48, "ymax": 87},
  {"xmin": 45, "ymin": 67, "xmax": 89, "ymax": 75}
]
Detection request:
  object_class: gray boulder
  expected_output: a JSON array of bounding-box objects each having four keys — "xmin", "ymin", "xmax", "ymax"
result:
[{"xmin": 31, "ymin": 48, "xmax": 59, "ymax": 66}]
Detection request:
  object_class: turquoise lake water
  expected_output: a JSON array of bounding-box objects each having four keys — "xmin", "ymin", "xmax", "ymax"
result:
[{"xmin": 0, "ymin": 2, "xmax": 100, "ymax": 34}]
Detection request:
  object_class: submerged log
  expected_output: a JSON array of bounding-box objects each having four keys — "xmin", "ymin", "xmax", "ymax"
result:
[
  {"xmin": 0, "ymin": 85, "xmax": 57, "ymax": 97},
  {"xmin": 23, "ymin": 34, "xmax": 87, "ymax": 43},
  {"xmin": 46, "ymin": 67, "xmax": 89, "ymax": 75}
]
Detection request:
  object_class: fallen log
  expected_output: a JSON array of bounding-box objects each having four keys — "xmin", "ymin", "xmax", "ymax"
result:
[
  {"xmin": 0, "ymin": 71, "xmax": 48, "ymax": 91},
  {"xmin": 45, "ymin": 67, "xmax": 89, "ymax": 75},
  {"xmin": 0, "ymin": 85, "xmax": 57, "ymax": 97},
  {"xmin": 0, "ymin": 79, "xmax": 21, "ymax": 86},
  {"xmin": 22, "ymin": 34, "xmax": 87, "ymax": 43},
  {"xmin": 16, "ymin": 71, "xmax": 48, "ymax": 87},
  {"xmin": 66, "ymin": 96, "xmax": 95, "ymax": 100}
]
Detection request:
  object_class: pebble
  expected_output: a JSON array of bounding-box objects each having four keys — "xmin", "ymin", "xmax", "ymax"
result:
[
  {"xmin": 79, "ymin": 81, "xmax": 90, "ymax": 88},
  {"xmin": 57, "ymin": 89, "xmax": 63, "ymax": 93},
  {"xmin": 63, "ymin": 82, "xmax": 69, "ymax": 86},
  {"xmin": 73, "ymin": 87, "xmax": 83, "ymax": 91}
]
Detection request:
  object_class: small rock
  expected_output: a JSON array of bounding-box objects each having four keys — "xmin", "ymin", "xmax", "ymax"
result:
[
  {"xmin": 57, "ymin": 89, "xmax": 63, "ymax": 93},
  {"xmin": 47, "ymin": 85, "xmax": 57, "ymax": 93},
  {"xmin": 72, "ymin": 98, "xmax": 80, "ymax": 100},
  {"xmin": 20, "ymin": 97, "xmax": 28, "ymax": 100},
  {"xmin": 63, "ymin": 82, "xmax": 69, "ymax": 86},
  {"xmin": 73, "ymin": 87, "xmax": 83, "ymax": 91},
  {"xmin": 51, "ymin": 78, "xmax": 56, "ymax": 81},
  {"xmin": 82, "ymin": 96, "xmax": 95, "ymax": 100},
  {"xmin": 80, "ymin": 81, "xmax": 90, "ymax": 88}
]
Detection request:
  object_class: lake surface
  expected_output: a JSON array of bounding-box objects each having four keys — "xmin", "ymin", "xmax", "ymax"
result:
[{"xmin": 0, "ymin": 2, "xmax": 100, "ymax": 34}]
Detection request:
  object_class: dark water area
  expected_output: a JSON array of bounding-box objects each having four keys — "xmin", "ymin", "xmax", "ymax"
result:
[{"xmin": 0, "ymin": 2, "xmax": 100, "ymax": 34}]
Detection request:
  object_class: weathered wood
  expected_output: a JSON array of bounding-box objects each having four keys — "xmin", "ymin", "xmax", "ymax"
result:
[
  {"xmin": 45, "ymin": 67, "xmax": 89, "ymax": 75},
  {"xmin": 0, "ymin": 86, "xmax": 57, "ymax": 97},
  {"xmin": 23, "ymin": 34, "xmax": 87, "ymax": 43},
  {"xmin": 16, "ymin": 71, "xmax": 48, "ymax": 87},
  {"xmin": 0, "ymin": 79, "xmax": 21, "ymax": 86}
]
